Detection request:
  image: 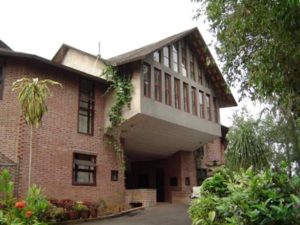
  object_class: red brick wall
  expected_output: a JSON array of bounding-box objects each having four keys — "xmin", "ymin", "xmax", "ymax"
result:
[{"xmin": 0, "ymin": 58, "xmax": 124, "ymax": 205}]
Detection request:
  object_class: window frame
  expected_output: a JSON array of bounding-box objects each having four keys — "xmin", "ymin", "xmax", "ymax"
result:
[
  {"xmin": 143, "ymin": 63, "xmax": 151, "ymax": 98},
  {"xmin": 181, "ymin": 45, "xmax": 187, "ymax": 77},
  {"xmin": 163, "ymin": 46, "xmax": 171, "ymax": 68},
  {"xmin": 199, "ymin": 91, "xmax": 205, "ymax": 118},
  {"xmin": 77, "ymin": 79, "xmax": 95, "ymax": 135},
  {"xmin": 153, "ymin": 50, "xmax": 161, "ymax": 63},
  {"xmin": 174, "ymin": 78, "xmax": 181, "ymax": 110},
  {"xmin": 111, "ymin": 170, "xmax": 119, "ymax": 181},
  {"xmin": 197, "ymin": 67, "xmax": 203, "ymax": 85},
  {"xmin": 191, "ymin": 87, "xmax": 197, "ymax": 116},
  {"xmin": 213, "ymin": 97, "xmax": 219, "ymax": 123},
  {"xmin": 183, "ymin": 83, "xmax": 190, "ymax": 113},
  {"xmin": 154, "ymin": 68, "xmax": 162, "ymax": 102},
  {"xmin": 164, "ymin": 73, "xmax": 172, "ymax": 106},
  {"xmin": 172, "ymin": 44, "xmax": 179, "ymax": 73},
  {"xmin": 190, "ymin": 53, "xmax": 196, "ymax": 81},
  {"xmin": 72, "ymin": 153, "xmax": 97, "ymax": 186},
  {"xmin": 206, "ymin": 94, "xmax": 212, "ymax": 120}
]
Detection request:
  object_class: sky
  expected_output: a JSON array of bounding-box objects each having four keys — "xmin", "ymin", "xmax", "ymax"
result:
[{"xmin": 0, "ymin": 0, "xmax": 257, "ymax": 126}]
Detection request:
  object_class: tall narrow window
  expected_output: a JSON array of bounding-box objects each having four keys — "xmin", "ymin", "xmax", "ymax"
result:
[
  {"xmin": 181, "ymin": 43, "xmax": 187, "ymax": 77},
  {"xmin": 190, "ymin": 53, "xmax": 196, "ymax": 81},
  {"xmin": 163, "ymin": 46, "xmax": 170, "ymax": 68},
  {"xmin": 213, "ymin": 97, "xmax": 218, "ymax": 123},
  {"xmin": 73, "ymin": 153, "xmax": 96, "ymax": 186},
  {"xmin": 199, "ymin": 91, "xmax": 204, "ymax": 118},
  {"xmin": 165, "ymin": 73, "xmax": 172, "ymax": 106},
  {"xmin": 206, "ymin": 94, "xmax": 211, "ymax": 120},
  {"xmin": 78, "ymin": 79, "xmax": 95, "ymax": 135},
  {"xmin": 205, "ymin": 76, "xmax": 210, "ymax": 88},
  {"xmin": 153, "ymin": 50, "xmax": 161, "ymax": 63},
  {"xmin": 172, "ymin": 44, "xmax": 179, "ymax": 72},
  {"xmin": 198, "ymin": 67, "xmax": 203, "ymax": 85},
  {"xmin": 143, "ymin": 63, "xmax": 151, "ymax": 98},
  {"xmin": 154, "ymin": 68, "xmax": 162, "ymax": 102},
  {"xmin": 174, "ymin": 78, "xmax": 181, "ymax": 109},
  {"xmin": 183, "ymin": 83, "xmax": 189, "ymax": 112},
  {"xmin": 191, "ymin": 87, "xmax": 197, "ymax": 116},
  {"xmin": 0, "ymin": 64, "xmax": 3, "ymax": 100}
]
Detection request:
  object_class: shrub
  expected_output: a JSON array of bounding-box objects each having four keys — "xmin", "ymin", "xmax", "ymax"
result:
[
  {"xmin": 189, "ymin": 164, "xmax": 300, "ymax": 225},
  {"xmin": 0, "ymin": 169, "xmax": 52, "ymax": 225}
]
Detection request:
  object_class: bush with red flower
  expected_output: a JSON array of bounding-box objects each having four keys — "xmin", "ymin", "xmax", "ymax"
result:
[{"xmin": 0, "ymin": 169, "xmax": 50, "ymax": 225}]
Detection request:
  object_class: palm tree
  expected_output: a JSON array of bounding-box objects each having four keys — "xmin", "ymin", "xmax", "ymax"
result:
[
  {"xmin": 12, "ymin": 78, "xmax": 62, "ymax": 188},
  {"xmin": 225, "ymin": 111, "xmax": 270, "ymax": 172}
]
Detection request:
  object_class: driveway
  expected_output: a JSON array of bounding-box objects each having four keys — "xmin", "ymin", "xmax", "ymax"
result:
[{"xmin": 79, "ymin": 203, "xmax": 191, "ymax": 225}]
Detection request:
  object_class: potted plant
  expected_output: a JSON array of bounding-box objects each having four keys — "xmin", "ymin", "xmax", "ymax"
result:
[
  {"xmin": 73, "ymin": 201, "xmax": 90, "ymax": 219},
  {"xmin": 59, "ymin": 199, "xmax": 78, "ymax": 220},
  {"xmin": 84, "ymin": 201, "xmax": 98, "ymax": 218}
]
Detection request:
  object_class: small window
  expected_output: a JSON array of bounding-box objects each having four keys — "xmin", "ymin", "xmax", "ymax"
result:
[
  {"xmin": 73, "ymin": 153, "xmax": 96, "ymax": 186},
  {"xmin": 163, "ymin": 46, "xmax": 171, "ymax": 68},
  {"xmin": 0, "ymin": 64, "xmax": 3, "ymax": 100},
  {"xmin": 170, "ymin": 177, "xmax": 178, "ymax": 186},
  {"xmin": 153, "ymin": 50, "xmax": 161, "ymax": 63},
  {"xmin": 143, "ymin": 63, "xmax": 151, "ymax": 98},
  {"xmin": 111, "ymin": 170, "xmax": 119, "ymax": 181},
  {"xmin": 191, "ymin": 87, "xmax": 197, "ymax": 116},
  {"xmin": 199, "ymin": 91, "xmax": 204, "ymax": 118},
  {"xmin": 185, "ymin": 177, "xmax": 190, "ymax": 186},
  {"xmin": 206, "ymin": 94, "xmax": 211, "ymax": 120},
  {"xmin": 78, "ymin": 79, "xmax": 95, "ymax": 135},
  {"xmin": 172, "ymin": 44, "xmax": 179, "ymax": 72},
  {"xmin": 174, "ymin": 78, "xmax": 181, "ymax": 109},
  {"xmin": 154, "ymin": 68, "xmax": 162, "ymax": 102},
  {"xmin": 165, "ymin": 73, "xmax": 172, "ymax": 106},
  {"xmin": 183, "ymin": 83, "xmax": 189, "ymax": 113}
]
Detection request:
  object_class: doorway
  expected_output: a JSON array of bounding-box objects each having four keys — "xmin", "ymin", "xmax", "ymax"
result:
[{"xmin": 156, "ymin": 168, "xmax": 165, "ymax": 202}]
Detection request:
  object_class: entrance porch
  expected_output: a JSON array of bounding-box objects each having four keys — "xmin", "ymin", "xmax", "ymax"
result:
[{"xmin": 125, "ymin": 151, "xmax": 196, "ymax": 207}]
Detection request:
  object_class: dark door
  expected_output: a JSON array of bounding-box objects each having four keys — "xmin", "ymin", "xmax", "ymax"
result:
[
  {"xmin": 137, "ymin": 174, "xmax": 149, "ymax": 188},
  {"xmin": 156, "ymin": 168, "xmax": 165, "ymax": 202}
]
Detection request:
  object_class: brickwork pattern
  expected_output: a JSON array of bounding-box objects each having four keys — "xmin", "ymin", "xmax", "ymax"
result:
[{"xmin": 0, "ymin": 58, "xmax": 124, "ymax": 205}]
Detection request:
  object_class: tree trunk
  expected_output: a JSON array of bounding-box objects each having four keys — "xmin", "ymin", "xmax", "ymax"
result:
[{"xmin": 28, "ymin": 125, "xmax": 33, "ymax": 189}]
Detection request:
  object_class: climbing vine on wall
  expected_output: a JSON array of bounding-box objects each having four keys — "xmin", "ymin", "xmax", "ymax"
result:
[{"xmin": 102, "ymin": 66, "xmax": 133, "ymax": 171}]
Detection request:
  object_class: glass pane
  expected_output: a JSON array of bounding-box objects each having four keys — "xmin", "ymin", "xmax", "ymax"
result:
[
  {"xmin": 76, "ymin": 171, "xmax": 94, "ymax": 183},
  {"xmin": 163, "ymin": 46, "xmax": 170, "ymax": 68},
  {"xmin": 153, "ymin": 51, "xmax": 160, "ymax": 62},
  {"xmin": 79, "ymin": 115, "xmax": 88, "ymax": 133}
]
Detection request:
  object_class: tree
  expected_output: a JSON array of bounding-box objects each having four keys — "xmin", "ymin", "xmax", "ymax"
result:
[
  {"xmin": 193, "ymin": 0, "xmax": 300, "ymax": 119},
  {"xmin": 12, "ymin": 78, "xmax": 61, "ymax": 188},
  {"xmin": 225, "ymin": 109, "xmax": 270, "ymax": 171}
]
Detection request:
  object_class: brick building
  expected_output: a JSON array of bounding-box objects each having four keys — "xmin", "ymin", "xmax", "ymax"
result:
[{"xmin": 0, "ymin": 28, "xmax": 236, "ymax": 207}]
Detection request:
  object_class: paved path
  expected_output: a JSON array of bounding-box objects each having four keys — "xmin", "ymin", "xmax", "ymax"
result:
[{"xmin": 79, "ymin": 203, "xmax": 191, "ymax": 225}]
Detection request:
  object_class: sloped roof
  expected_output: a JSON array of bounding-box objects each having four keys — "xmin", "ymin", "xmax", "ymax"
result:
[
  {"xmin": 0, "ymin": 49, "xmax": 108, "ymax": 86},
  {"xmin": 0, "ymin": 40, "xmax": 12, "ymax": 51},
  {"xmin": 108, "ymin": 27, "xmax": 237, "ymax": 108},
  {"xmin": 52, "ymin": 43, "xmax": 110, "ymax": 65},
  {"xmin": 108, "ymin": 28, "xmax": 196, "ymax": 66}
]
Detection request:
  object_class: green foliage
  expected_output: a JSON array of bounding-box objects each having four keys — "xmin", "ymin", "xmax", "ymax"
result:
[
  {"xmin": 102, "ymin": 66, "xmax": 133, "ymax": 170},
  {"xmin": 0, "ymin": 170, "xmax": 50, "ymax": 225},
  {"xmin": 0, "ymin": 169, "xmax": 15, "ymax": 209},
  {"xmin": 193, "ymin": 0, "xmax": 300, "ymax": 119},
  {"xmin": 189, "ymin": 165, "xmax": 300, "ymax": 225},
  {"xmin": 225, "ymin": 109, "xmax": 270, "ymax": 171},
  {"xmin": 12, "ymin": 78, "xmax": 62, "ymax": 128}
]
